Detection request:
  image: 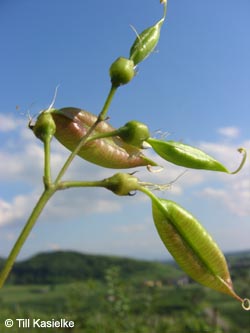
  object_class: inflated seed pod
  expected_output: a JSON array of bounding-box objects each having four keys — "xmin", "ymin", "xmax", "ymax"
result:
[
  {"xmin": 147, "ymin": 138, "xmax": 240, "ymax": 173},
  {"xmin": 51, "ymin": 107, "xmax": 157, "ymax": 169},
  {"xmin": 129, "ymin": 0, "xmax": 166, "ymax": 66},
  {"xmin": 150, "ymin": 196, "xmax": 243, "ymax": 301},
  {"xmin": 130, "ymin": 19, "xmax": 164, "ymax": 66}
]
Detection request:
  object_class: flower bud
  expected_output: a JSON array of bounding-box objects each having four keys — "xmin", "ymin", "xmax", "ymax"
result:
[
  {"xmin": 117, "ymin": 121, "xmax": 150, "ymax": 148},
  {"xmin": 31, "ymin": 111, "xmax": 56, "ymax": 142},
  {"xmin": 109, "ymin": 57, "xmax": 135, "ymax": 87},
  {"xmin": 104, "ymin": 173, "xmax": 139, "ymax": 196}
]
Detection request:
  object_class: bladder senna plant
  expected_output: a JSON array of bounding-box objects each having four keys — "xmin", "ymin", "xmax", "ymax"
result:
[
  {"xmin": 1, "ymin": 0, "xmax": 249, "ymax": 311},
  {"xmin": 104, "ymin": 173, "xmax": 250, "ymax": 310}
]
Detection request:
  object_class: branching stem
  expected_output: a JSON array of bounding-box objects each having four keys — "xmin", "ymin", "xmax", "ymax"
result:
[
  {"xmin": 0, "ymin": 188, "xmax": 55, "ymax": 288},
  {"xmin": 0, "ymin": 84, "xmax": 118, "ymax": 288},
  {"xmin": 54, "ymin": 84, "xmax": 117, "ymax": 184}
]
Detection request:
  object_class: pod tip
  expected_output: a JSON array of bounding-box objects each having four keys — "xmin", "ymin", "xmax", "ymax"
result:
[
  {"xmin": 242, "ymin": 298, "xmax": 250, "ymax": 311},
  {"xmin": 230, "ymin": 147, "xmax": 247, "ymax": 175}
]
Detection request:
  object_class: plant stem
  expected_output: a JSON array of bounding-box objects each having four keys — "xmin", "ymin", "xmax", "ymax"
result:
[
  {"xmin": 43, "ymin": 136, "xmax": 52, "ymax": 188},
  {"xmin": 138, "ymin": 185, "xmax": 167, "ymax": 214},
  {"xmin": 54, "ymin": 84, "xmax": 118, "ymax": 184},
  {"xmin": 0, "ymin": 178, "xmax": 111, "ymax": 287},
  {"xmin": 86, "ymin": 129, "xmax": 121, "ymax": 143},
  {"xmin": 98, "ymin": 84, "xmax": 117, "ymax": 121},
  {"xmin": 0, "ymin": 187, "xmax": 56, "ymax": 288},
  {"xmin": 0, "ymin": 85, "xmax": 118, "ymax": 288},
  {"xmin": 58, "ymin": 180, "xmax": 107, "ymax": 190}
]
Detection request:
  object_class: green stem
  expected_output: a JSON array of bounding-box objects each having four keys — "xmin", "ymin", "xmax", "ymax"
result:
[
  {"xmin": 0, "ymin": 85, "xmax": 119, "ymax": 288},
  {"xmin": 138, "ymin": 185, "xmax": 155, "ymax": 200},
  {"xmin": 86, "ymin": 129, "xmax": 121, "ymax": 143},
  {"xmin": 58, "ymin": 180, "xmax": 107, "ymax": 190},
  {"xmin": 0, "ymin": 177, "xmax": 114, "ymax": 287},
  {"xmin": 98, "ymin": 84, "xmax": 118, "ymax": 121},
  {"xmin": 43, "ymin": 136, "xmax": 52, "ymax": 188},
  {"xmin": 138, "ymin": 185, "xmax": 167, "ymax": 214},
  {"xmin": 55, "ymin": 84, "xmax": 118, "ymax": 184},
  {"xmin": 0, "ymin": 188, "xmax": 56, "ymax": 288}
]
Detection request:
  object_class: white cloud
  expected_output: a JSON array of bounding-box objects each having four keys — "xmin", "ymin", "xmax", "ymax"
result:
[
  {"xmin": 0, "ymin": 113, "xmax": 24, "ymax": 132},
  {"xmin": 197, "ymin": 139, "xmax": 250, "ymax": 217},
  {"xmin": 47, "ymin": 243, "xmax": 62, "ymax": 251},
  {"xmin": 114, "ymin": 223, "xmax": 148, "ymax": 234},
  {"xmin": 0, "ymin": 193, "xmax": 39, "ymax": 227},
  {"xmin": 200, "ymin": 178, "xmax": 250, "ymax": 217},
  {"xmin": 45, "ymin": 190, "xmax": 122, "ymax": 219},
  {"xmin": 1, "ymin": 115, "xmax": 250, "ymax": 250},
  {"xmin": 0, "ymin": 116, "xmax": 126, "ymax": 228},
  {"xmin": 0, "ymin": 187, "xmax": 123, "ymax": 228},
  {"xmin": 217, "ymin": 126, "xmax": 240, "ymax": 139}
]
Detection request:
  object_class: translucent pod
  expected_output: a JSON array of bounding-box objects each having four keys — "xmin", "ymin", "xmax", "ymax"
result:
[{"xmin": 150, "ymin": 196, "xmax": 244, "ymax": 302}]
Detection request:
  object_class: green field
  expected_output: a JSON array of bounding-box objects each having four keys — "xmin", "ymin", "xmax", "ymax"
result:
[{"xmin": 0, "ymin": 251, "xmax": 249, "ymax": 333}]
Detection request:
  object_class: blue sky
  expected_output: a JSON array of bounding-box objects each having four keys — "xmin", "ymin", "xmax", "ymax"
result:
[{"xmin": 0, "ymin": 0, "xmax": 250, "ymax": 261}]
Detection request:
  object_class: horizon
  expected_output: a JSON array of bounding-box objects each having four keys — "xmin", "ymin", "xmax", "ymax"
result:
[{"xmin": 1, "ymin": 248, "xmax": 250, "ymax": 264}]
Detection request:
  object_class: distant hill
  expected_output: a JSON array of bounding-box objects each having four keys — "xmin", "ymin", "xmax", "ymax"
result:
[
  {"xmin": 2, "ymin": 251, "xmax": 183, "ymax": 285},
  {"xmin": 1, "ymin": 250, "xmax": 249, "ymax": 285}
]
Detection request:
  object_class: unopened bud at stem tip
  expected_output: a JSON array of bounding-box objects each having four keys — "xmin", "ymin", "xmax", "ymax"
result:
[{"xmin": 109, "ymin": 57, "xmax": 135, "ymax": 87}]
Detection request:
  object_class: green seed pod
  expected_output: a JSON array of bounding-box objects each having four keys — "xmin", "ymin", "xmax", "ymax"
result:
[
  {"xmin": 129, "ymin": 19, "xmax": 164, "ymax": 66},
  {"xmin": 147, "ymin": 138, "xmax": 230, "ymax": 172},
  {"xmin": 51, "ymin": 107, "xmax": 157, "ymax": 169},
  {"xmin": 150, "ymin": 196, "xmax": 243, "ymax": 301},
  {"xmin": 109, "ymin": 57, "xmax": 135, "ymax": 87},
  {"xmin": 31, "ymin": 111, "xmax": 56, "ymax": 142},
  {"xmin": 117, "ymin": 120, "xmax": 150, "ymax": 148}
]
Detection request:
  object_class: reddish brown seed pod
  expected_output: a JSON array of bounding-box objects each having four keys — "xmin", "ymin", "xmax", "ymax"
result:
[{"xmin": 51, "ymin": 107, "xmax": 157, "ymax": 169}]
